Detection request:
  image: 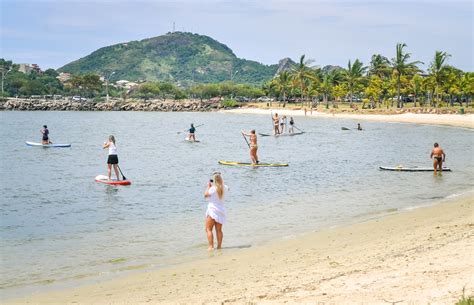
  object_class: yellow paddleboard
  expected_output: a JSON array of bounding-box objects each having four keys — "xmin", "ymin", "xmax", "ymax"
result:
[{"xmin": 218, "ymin": 160, "xmax": 288, "ymax": 167}]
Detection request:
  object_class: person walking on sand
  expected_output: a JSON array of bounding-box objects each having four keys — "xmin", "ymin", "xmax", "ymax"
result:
[
  {"xmin": 41, "ymin": 125, "xmax": 52, "ymax": 144},
  {"xmin": 242, "ymin": 129, "xmax": 259, "ymax": 165},
  {"xmin": 103, "ymin": 135, "xmax": 120, "ymax": 181},
  {"xmin": 289, "ymin": 117, "xmax": 295, "ymax": 134},
  {"xmin": 188, "ymin": 123, "xmax": 196, "ymax": 141},
  {"xmin": 430, "ymin": 142, "xmax": 446, "ymax": 176},
  {"xmin": 273, "ymin": 113, "xmax": 280, "ymax": 135},
  {"xmin": 204, "ymin": 172, "xmax": 228, "ymax": 250}
]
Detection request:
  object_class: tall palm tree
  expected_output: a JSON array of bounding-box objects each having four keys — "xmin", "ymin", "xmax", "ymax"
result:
[
  {"xmin": 428, "ymin": 50, "xmax": 451, "ymax": 104},
  {"xmin": 273, "ymin": 71, "xmax": 291, "ymax": 104},
  {"xmin": 343, "ymin": 59, "xmax": 367, "ymax": 106},
  {"xmin": 369, "ymin": 54, "xmax": 390, "ymax": 79},
  {"xmin": 320, "ymin": 69, "xmax": 343, "ymax": 108},
  {"xmin": 291, "ymin": 55, "xmax": 316, "ymax": 104},
  {"xmin": 390, "ymin": 43, "xmax": 422, "ymax": 108}
]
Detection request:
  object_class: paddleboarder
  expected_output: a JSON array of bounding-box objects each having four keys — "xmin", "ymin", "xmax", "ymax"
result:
[
  {"xmin": 103, "ymin": 135, "xmax": 120, "ymax": 181},
  {"xmin": 430, "ymin": 142, "xmax": 446, "ymax": 176},
  {"xmin": 242, "ymin": 130, "xmax": 259, "ymax": 165},
  {"xmin": 273, "ymin": 113, "xmax": 280, "ymax": 135},
  {"xmin": 357, "ymin": 123, "xmax": 363, "ymax": 131},
  {"xmin": 280, "ymin": 115, "xmax": 287, "ymax": 133},
  {"xmin": 188, "ymin": 123, "xmax": 196, "ymax": 141},
  {"xmin": 41, "ymin": 125, "xmax": 51, "ymax": 144},
  {"xmin": 204, "ymin": 172, "xmax": 228, "ymax": 250},
  {"xmin": 289, "ymin": 117, "xmax": 295, "ymax": 134}
]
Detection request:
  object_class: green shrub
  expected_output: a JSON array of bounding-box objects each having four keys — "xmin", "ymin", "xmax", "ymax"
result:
[{"xmin": 221, "ymin": 99, "xmax": 238, "ymax": 108}]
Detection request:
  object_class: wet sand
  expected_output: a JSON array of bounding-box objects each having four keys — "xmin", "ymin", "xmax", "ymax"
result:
[{"xmin": 5, "ymin": 194, "xmax": 473, "ymax": 304}]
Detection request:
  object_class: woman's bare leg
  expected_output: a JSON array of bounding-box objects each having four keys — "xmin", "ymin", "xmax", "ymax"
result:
[
  {"xmin": 113, "ymin": 164, "xmax": 120, "ymax": 180},
  {"xmin": 107, "ymin": 164, "xmax": 112, "ymax": 180},
  {"xmin": 205, "ymin": 216, "xmax": 215, "ymax": 250},
  {"xmin": 215, "ymin": 222, "xmax": 223, "ymax": 249}
]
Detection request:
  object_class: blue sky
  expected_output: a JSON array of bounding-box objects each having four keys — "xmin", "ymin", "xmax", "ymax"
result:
[{"xmin": 1, "ymin": 0, "xmax": 472, "ymax": 71}]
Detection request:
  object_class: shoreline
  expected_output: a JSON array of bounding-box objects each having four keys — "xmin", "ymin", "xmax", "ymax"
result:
[
  {"xmin": 5, "ymin": 194, "xmax": 473, "ymax": 304},
  {"xmin": 223, "ymin": 108, "xmax": 474, "ymax": 129}
]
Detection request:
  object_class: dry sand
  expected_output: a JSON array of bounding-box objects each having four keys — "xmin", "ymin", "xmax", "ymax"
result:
[
  {"xmin": 5, "ymin": 194, "xmax": 473, "ymax": 304},
  {"xmin": 224, "ymin": 108, "xmax": 474, "ymax": 129}
]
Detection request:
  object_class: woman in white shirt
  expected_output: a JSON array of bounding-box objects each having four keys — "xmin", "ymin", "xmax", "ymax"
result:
[
  {"xmin": 102, "ymin": 135, "xmax": 120, "ymax": 181},
  {"xmin": 204, "ymin": 172, "xmax": 228, "ymax": 250}
]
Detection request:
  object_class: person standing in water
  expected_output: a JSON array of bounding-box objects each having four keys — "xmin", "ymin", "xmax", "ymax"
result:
[
  {"xmin": 280, "ymin": 115, "xmax": 287, "ymax": 134},
  {"xmin": 188, "ymin": 123, "xmax": 196, "ymax": 141},
  {"xmin": 204, "ymin": 172, "xmax": 228, "ymax": 250},
  {"xmin": 242, "ymin": 130, "xmax": 259, "ymax": 165},
  {"xmin": 430, "ymin": 142, "xmax": 446, "ymax": 176},
  {"xmin": 41, "ymin": 125, "xmax": 51, "ymax": 144},
  {"xmin": 273, "ymin": 113, "xmax": 280, "ymax": 135},
  {"xmin": 103, "ymin": 135, "xmax": 120, "ymax": 181},
  {"xmin": 289, "ymin": 117, "xmax": 295, "ymax": 134},
  {"xmin": 357, "ymin": 123, "xmax": 363, "ymax": 131}
]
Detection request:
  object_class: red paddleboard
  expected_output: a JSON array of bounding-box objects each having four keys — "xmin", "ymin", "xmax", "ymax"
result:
[{"xmin": 95, "ymin": 175, "xmax": 132, "ymax": 185}]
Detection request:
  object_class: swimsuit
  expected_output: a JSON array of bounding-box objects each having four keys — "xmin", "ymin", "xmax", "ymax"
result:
[{"xmin": 434, "ymin": 156, "xmax": 442, "ymax": 162}]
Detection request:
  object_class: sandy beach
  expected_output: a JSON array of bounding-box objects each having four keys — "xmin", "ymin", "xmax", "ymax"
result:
[
  {"xmin": 224, "ymin": 108, "xmax": 474, "ymax": 129},
  {"xmin": 5, "ymin": 194, "xmax": 473, "ymax": 304}
]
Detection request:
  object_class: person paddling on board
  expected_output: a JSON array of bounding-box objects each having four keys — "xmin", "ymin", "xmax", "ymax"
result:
[
  {"xmin": 357, "ymin": 123, "xmax": 363, "ymax": 131},
  {"xmin": 430, "ymin": 142, "xmax": 446, "ymax": 176},
  {"xmin": 188, "ymin": 123, "xmax": 196, "ymax": 141},
  {"xmin": 41, "ymin": 125, "xmax": 52, "ymax": 144},
  {"xmin": 289, "ymin": 117, "xmax": 295, "ymax": 134},
  {"xmin": 280, "ymin": 115, "xmax": 287, "ymax": 134},
  {"xmin": 103, "ymin": 135, "xmax": 120, "ymax": 181},
  {"xmin": 273, "ymin": 113, "xmax": 280, "ymax": 135},
  {"xmin": 242, "ymin": 130, "xmax": 259, "ymax": 165}
]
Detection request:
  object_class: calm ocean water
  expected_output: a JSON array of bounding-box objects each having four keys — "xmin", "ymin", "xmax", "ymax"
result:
[{"xmin": 1, "ymin": 111, "xmax": 473, "ymax": 299}]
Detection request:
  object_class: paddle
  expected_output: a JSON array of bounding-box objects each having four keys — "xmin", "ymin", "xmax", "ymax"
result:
[
  {"xmin": 177, "ymin": 124, "xmax": 204, "ymax": 134},
  {"xmin": 241, "ymin": 131, "xmax": 250, "ymax": 148},
  {"xmin": 117, "ymin": 165, "xmax": 127, "ymax": 180},
  {"xmin": 293, "ymin": 125, "xmax": 304, "ymax": 133}
]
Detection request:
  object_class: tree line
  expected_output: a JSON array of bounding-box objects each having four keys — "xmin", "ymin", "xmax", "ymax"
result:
[{"xmin": 265, "ymin": 43, "xmax": 473, "ymax": 108}]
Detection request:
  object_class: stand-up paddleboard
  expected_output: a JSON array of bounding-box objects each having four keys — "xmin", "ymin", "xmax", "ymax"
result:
[
  {"xmin": 95, "ymin": 175, "xmax": 132, "ymax": 185},
  {"xmin": 26, "ymin": 141, "xmax": 71, "ymax": 148},
  {"xmin": 258, "ymin": 132, "xmax": 304, "ymax": 137},
  {"xmin": 185, "ymin": 137, "xmax": 200, "ymax": 142},
  {"xmin": 379, "ymin": 166, "xmax": 451, "ymax": 172},
  {"xmin": 218, "ymin": 160, "xmax": 288, "ymax": 167}
]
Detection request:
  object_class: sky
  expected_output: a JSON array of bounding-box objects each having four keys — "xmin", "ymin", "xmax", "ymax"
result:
[{"xmin": 1, "ymin": 0, "xmax": 473, "ymax": 71}]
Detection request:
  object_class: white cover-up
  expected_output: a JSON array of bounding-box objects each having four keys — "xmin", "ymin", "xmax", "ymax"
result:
[{"xmin": 206, "ymin": 185, "xmax": 228, "ymax": 224}]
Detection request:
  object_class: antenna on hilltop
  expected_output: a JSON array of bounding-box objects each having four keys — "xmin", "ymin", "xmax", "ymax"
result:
[{"xmin": 173, "ymin": 22, "xmax": 175, "ymax": 33}]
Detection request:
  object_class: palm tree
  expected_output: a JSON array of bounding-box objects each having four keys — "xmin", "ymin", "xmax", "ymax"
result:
[
  {"xmin": 320, "ymin": 69, "xmax": 343, "ymax": 108},
  {"xmin": 343, "ymin": 59, "xmax": 367, "ymax": 106},
  {"xmin": 291, "ymin": 55, "xmax": 316, "ymax": 105},
  {"xmin": 390, "ymin": 43, "xmax": 422, "ymax": 107},
  {"xmin": 369, "ymin": 54, "xmax": 391, "ymax": 79},
  {"xmin": 273, "ymin": 71, "xmax": 291, "ymax": 105},
  {"xmin": 410, "ymin": 74, "xmax": 423, "ymax": 107},
  {"xmin": 428, "ymin": 51, "xmax": 451, "ymax": 104}
]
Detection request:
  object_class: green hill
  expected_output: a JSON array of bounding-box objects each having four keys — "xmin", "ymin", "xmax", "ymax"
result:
[{"xmin": 59, "ymin": 32, "xmax": 278, "ymax": 86}]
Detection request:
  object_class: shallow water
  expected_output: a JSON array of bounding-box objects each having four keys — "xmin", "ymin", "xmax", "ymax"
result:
[{"xmin": 1, "ymin": 111, "xmax": 473, "ymax": 299}]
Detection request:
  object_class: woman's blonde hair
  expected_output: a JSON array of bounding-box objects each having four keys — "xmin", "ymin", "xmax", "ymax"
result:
[
  {"xmin": 109, "ymin": 135, "xmax": 116, "ymax": 144},
  {"xmin": 213, "ymin": 173, "xmax": 224, "ymax": 200}
]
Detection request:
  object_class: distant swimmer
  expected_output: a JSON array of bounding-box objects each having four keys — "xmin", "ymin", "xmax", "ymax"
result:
[
  {"xmin": 289, "ymin": 117, "xmax": 295, "ymax": 133},
  {"xmin": 430, "ymin": 142, "xmax": 446, "ymax": 176},
  {"xmin": 103, "ymin": 135, "xmax": 120, "ymax": 181},
  {"xmin": 357, "ymin": 123, "xmax": 363, "ymax": 131},
  {"xmin": 273, "ymin": 113, "xmax": 280, "ymax": 135},
  {"xmin": 188, "ymin": 123, "xmax": 196, "ymax": 141},
  {"xmin": 41, "ymin": 125, "xmax": 52, "ymax": 144},
  {"xmin": 242, "ymin": 129, "xmax": 259, "ymax": 165},
  {"xmin": 204, "ymin": 172, "xmax": 229, "ymax": 250}
]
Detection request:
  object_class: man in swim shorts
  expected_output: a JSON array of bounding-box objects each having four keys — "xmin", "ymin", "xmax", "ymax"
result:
[
  {"xmin": 41, "ymin": 125, "xmax": 51, "ymax": 144},
  {"xmin": 430, "ymin": 142, "xmax": 446, "ymax": 176},
  {"xmin": 188, "ymin": 123, "xmax": 196, "ymax": 141},
  {"xmin": 273, "ymin": 113, "xmax": 280, "ymax": 135}
]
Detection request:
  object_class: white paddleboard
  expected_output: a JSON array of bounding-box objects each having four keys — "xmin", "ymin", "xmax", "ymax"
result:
[
  {"xmin": 185, "ymin": 137, "xmax": 200, "ymax": 142},
  {"xmin": 26, "ymin": 141, "xmax": 71, "ymax": 148}
]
